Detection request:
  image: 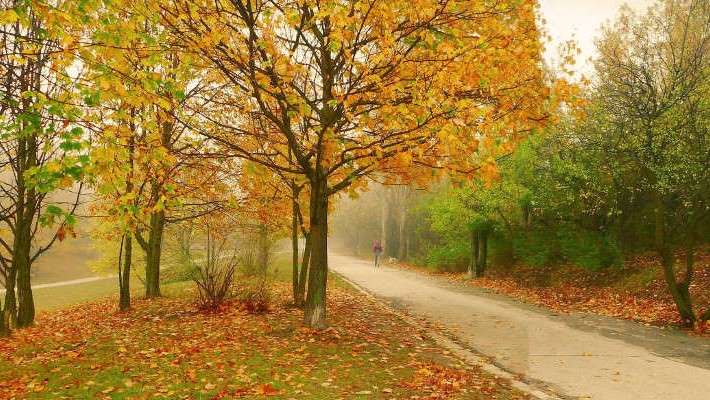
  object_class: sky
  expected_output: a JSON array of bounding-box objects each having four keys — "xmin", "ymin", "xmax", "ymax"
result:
[{"xmin": 539, "ymin": 0, "xmax": 657, "ymax": 77}]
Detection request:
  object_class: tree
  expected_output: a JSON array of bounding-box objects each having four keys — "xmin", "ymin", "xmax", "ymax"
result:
[
  {"xmin": 592, "ymin": 0, "xmax": 709, "ymax": 325},
  {"xmin": 154, "ymin": 0, "xmax": 555, "ymax": 328},
  {"xmin": 0, "ymin": 0, "xmax": 87, "ymax": 331},
  {"xmin": 75, "ymin": 1, "xmax": 225, "ymax": 304}
]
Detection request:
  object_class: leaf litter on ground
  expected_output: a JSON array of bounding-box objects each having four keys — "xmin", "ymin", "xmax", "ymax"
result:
[{"xmin": 0, "ymin": 281, "xmax": 532, "ymax": 399}]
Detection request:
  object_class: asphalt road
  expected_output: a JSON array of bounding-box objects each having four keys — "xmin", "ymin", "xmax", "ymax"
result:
[{"xmin": 329, "ymin": 253, "xmax": 710, "ymax": 400}]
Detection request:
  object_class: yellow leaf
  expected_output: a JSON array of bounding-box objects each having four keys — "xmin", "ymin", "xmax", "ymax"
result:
[{"xmin": 0, "ymin": 9, "xmax": 19, "ymax": 25}]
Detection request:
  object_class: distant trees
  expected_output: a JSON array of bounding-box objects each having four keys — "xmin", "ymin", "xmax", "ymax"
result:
[{"xmin": 333, "ymin": 0, "xmax": 710, "ymax": 328}]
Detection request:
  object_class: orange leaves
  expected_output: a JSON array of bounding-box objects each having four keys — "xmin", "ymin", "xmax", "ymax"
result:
[
  {"xmin": 255, "ymin": 383, "xmax": 280, "ymax": 396},
  {"xmin": 147, "ymin": 0, "xmax": 561, "ymax": 198},
  {"xmin": 400, "ymin": 362, "xmax": 473, "ymax": 398},
  {"xmin": 0, "ymin": 281, "xmax": 537, "ymax": 398},
  {"xmin": 56, "ymin": 223, "xmax": 76, "ymax": 241}
]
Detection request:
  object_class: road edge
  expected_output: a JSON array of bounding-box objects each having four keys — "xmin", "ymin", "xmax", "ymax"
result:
[{"xmin": 333, "ymin": 270, "xmax": 566, "ymax": 400}]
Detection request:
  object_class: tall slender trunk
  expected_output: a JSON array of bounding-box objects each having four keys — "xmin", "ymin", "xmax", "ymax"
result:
[
  {"xmin": 144, "ymin": 105, "xmax": 173, "ymax": 298},
  {"xmin": 398, "ymin": 207, "xmax": 406, "ymax": 260},
  {"xmin": 3, "ymin": 264, "xmax": 17, "ymax": 331},
  {"xmin": 291, "ymin": 187, "xmax": 299, "ymax": 304},
  {"xmin": 14, "ymin": 227, "xmax": 34, "ymax": 328},
  {"xmin": 476, "ymin": 230, "xmax": 488, "ymax": 278},
  {"xmin": 145, "ymin": 209, "xmax": 165, "ymax": 298},
  {"xmin": 354, "ymin": 230, "xmax": 360, "ymax": 256},
  {"xmin": 257, "ymin": 224, "xmax": 269, "ymax": 274},
  {"xmin": 118, "ymin": 234, "xmax": 132, "ymax": 311},
  {"xmin": 380, "ymin": 200, "xmax": 387, "ymax": 257},
  {"xmin": 405, "ymin": 229, "xmax": 411, "ymax": 260},
  {"xmin": 296, "ymin": 232, "xmax": 311, "ymax": 308},
  {"xmin": 468, "ymin": 229, "xmax": 479, "ymax": 278},
  {"xmin": 15, "ymin": 131, "xmax": 37, "ymax": 329},
  {"xmin": 123, "ymin": 115, "xmax": 138, "ymax": 306},
  {"xmin": 304, "ymin": 179, "xmax": 328, "ymax": 329},
  {"xmin": 0, "ymin": 297, "xmax": 5, "ymax": 337}
]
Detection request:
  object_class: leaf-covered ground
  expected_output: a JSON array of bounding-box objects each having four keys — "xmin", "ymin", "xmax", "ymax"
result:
[
  {"xmin": 395, "ymin": 251, "xmax": 710, "ymax": 336},
  {"xmin": 0, "ymin": 281, "xmax": 531, "ymax": 399}
]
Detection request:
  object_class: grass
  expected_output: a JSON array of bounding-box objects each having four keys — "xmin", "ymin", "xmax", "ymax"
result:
[
  {"xmin": 0, "ymin": 253, "xmax": 530, "ymax": 399},
  {"xmin": 30, "ymin": 278, "xmax": 135, "ymax": 312}
]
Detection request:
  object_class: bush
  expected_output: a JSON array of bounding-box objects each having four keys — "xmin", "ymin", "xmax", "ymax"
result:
[
  {"xmin": 424, "ymin": 241, "xmax": 468, "ymax": 272},
  {"xmin": 236, "ymin": 277, "xmax": 272, "ymax": 314},
  {"xmin": 161, "ymin": 258, "xmax": 195, "ymax": 283},
  {"xmin": 512, "ymin": 228, "xmax": 556, "ymax": 267},
  {"xmin": 556, "ymin": 227, "xmax": 622, "ymax": 271},
  {"xmin": 191, "ymin": 235, "xmax": 237, "ymax": 310}
]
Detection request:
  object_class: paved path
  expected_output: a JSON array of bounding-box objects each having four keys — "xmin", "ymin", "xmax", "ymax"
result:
[
  {"xmin": 0, "ymin": 275, "xmax": 115, "ymax": 294},
  {"xmin": 329, "ymin": 253, "xmax": 710, "ymax": 400}
]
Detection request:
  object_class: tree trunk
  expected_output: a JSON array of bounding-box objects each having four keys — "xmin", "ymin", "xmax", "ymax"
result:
[
  {"xmin": 291, "ymin": 193, "xmax": 300, "ymax": 305},
  {"xmin": 654, "ymin": 194, "xmax": 695, "ymax": 326},
  {"xmin": 476, "ymin": 230, "xmax": 488, "ymax": 278},
  {"xmin": 118, "ymin": 235, "xmax": 132, "ymax": 311},
  {"xmin": 659, "ymin": 247, "xmax": 695, "ymax": 326},
  {"xmin": 13, "ymin": 127, "xmax": 38, "ymax": 329},
  {"xmin": 405, "ymin": 229, "xmax": 411, "ymax": 261},
  {"xmin": 296, "ymin": 232, "xmax": 311, "ymax": 308},
  {"xmin": 3, "ymin": 265, "xmax": 17, "ymax": 331},
  {"xmin": 0, "ymin": 297, "xmax": 5, "ymax": 337},
  {"xmin": 354, "ymin": 229, "xmax": 360, "ymax": 257},
  {"xmin": 380, "ymin": 199, "xmax": 387, "ymax": 256},
  {"xmin": 398, "ymin": 206, "xmax": 406, "ymax": 260},
  {"xmin": 304, "ymin": 180, "xmax": 328, "ymax": 329},
  {"xmin": 257, "ymin": 224, "xmax": 269, "ymax": 274},
  {"xmin": 144, "ymin": 210, "xmax": 165, "ymax": 298},
  {"xmin": 468, "ymin": 229, "xmax": 479, "ymax": 278},
  {"xmin": 124, "ymin": 116, "xmax": 138, "ymax": 305},
  {"xmin": 15, "ymin": 218, "xmax": 34, "ymax": 328}
]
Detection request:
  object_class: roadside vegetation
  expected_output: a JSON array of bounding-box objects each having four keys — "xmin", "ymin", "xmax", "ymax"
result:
[
  {"xmin": 0, "ymin": 258, "xmax": 531, "ymax": 400},
  {"xmin": 333, "ymin": 0, "xmax": 710, "ymax": 332}
]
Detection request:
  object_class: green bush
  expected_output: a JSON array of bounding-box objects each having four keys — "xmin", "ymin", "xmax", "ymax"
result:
[
  {"xmin": 423, "ymin": 241, "xmax": 468, "ymax": 272},
  {"xmin": 161, "ymin": 258, "xmax": 196, "ymax": 283},
  {"xmin": 512, "ymin": 229, "xmax": 555, "ymax": 267},
  {"xmin": 556, "ymin": 227, "xmax": 621, "ymax": 271}
]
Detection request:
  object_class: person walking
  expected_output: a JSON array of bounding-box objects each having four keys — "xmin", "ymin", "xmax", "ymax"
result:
[{"xmin": 373, "ymin": 240, "xmax": 383, "ymax": 268}]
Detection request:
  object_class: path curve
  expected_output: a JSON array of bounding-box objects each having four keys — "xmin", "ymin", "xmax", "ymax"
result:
[{"xmin": 329, "ymin": 253, "xmax": 710, "ymax": 400}]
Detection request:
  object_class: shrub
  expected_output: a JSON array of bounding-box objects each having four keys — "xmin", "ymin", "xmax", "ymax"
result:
[
  {"xmin": 424, "ymin": 241, "xmax": 468, "ymax": 272},
  {"xmin": 192, "ymin": 258, "xmax": 236, "ymax": 310},
  {"xmin": 236, "ymin": 277, "xmax": 272, "ymax": 314},
  {"xmin": 161, "ymin": 258, "xmax": 195, "ymax": 283},
  {"xmin": 191, "ymin": 232, "xmax": 237, "ymax": 310},
  {"xmin": 556, "ymin": 227, "xmax": 622, "ymax": 271},
  {"xmin": 512, "ymin": 228, "xmax": 555, "ymax": 267}
]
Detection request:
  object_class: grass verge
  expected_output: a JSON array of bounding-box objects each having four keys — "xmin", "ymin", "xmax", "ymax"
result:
[{"xmin": 0, "ymin": 256, "xmax": 530, "ymax": 399}]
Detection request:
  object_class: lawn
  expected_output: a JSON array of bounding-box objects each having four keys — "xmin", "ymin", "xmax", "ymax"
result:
[
  {"xmin": 30, "ymin": 278, "xmax": 124, "ymax": 312},
  {"xmin": 0, "ymin": 258, "xmax": 529, "ymax": 399}
]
